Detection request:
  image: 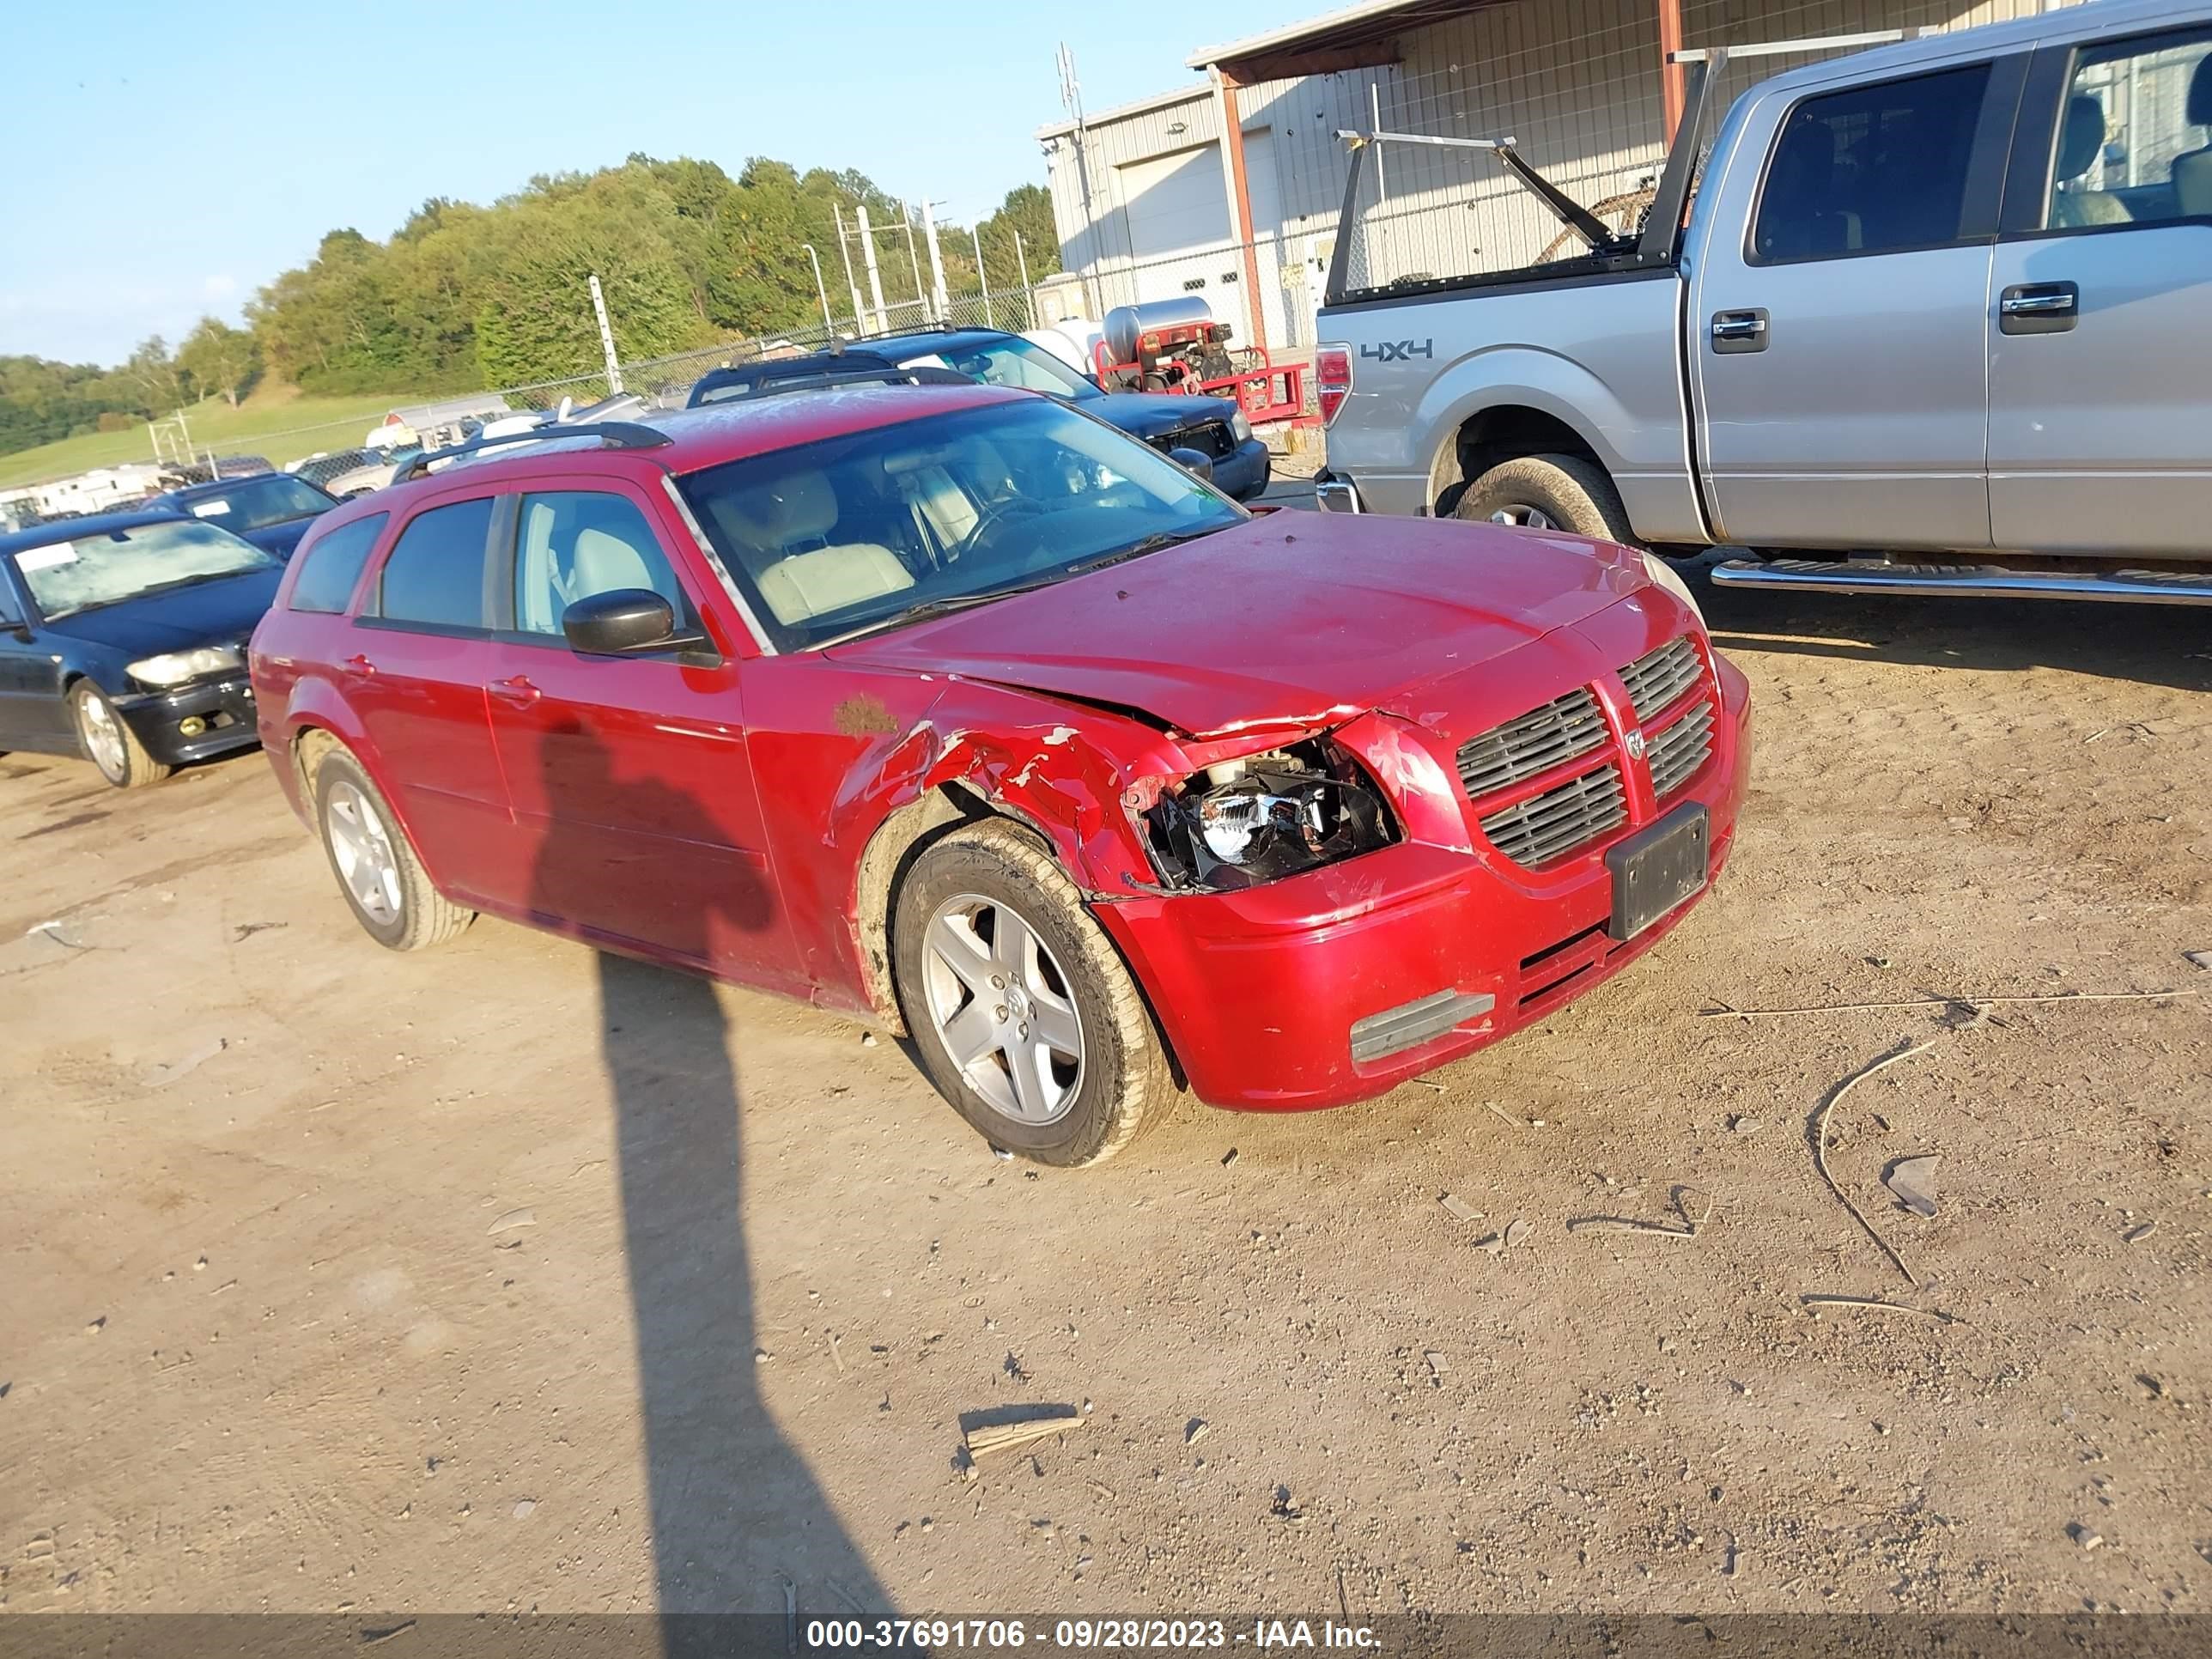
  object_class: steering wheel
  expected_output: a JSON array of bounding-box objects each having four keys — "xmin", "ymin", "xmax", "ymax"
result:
[{"xmin": 959, "ymin": 495, "xmax": 1048, "ymax": 557}]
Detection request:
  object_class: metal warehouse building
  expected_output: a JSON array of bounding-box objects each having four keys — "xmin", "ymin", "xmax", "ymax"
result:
[{"xmin": 1038, "ymin": 0, "xmax": 2082, "ymax": 356}]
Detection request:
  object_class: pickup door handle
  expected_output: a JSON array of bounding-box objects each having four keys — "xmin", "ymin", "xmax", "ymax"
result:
[
  {"xmin": 1710, "ymin": 308, "xmax": 1770, "ymax": 353},
  {"xmin": 1999, "ymin": 281, "xmax": 2079, "ymax": 334},
  {"xmin": 340, "ymin": 653, "xmax": 376, "ymax": 678},
  {"xmin": 488, "ymin": 675, "xmax": 541, "ymax": 708}
]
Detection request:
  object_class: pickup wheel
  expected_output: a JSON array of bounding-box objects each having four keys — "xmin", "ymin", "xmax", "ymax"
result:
[{"xmin": 1455, "ymin": 453, "xmax": 1638, "ymax": 548}]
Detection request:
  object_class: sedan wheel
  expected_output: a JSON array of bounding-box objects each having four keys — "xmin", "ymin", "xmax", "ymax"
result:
[
  {"xmin": 325, "ymin": 779, "xmax": 404, "ymax": 927},
  {"xmin": 69, "ymin": 681, "xmax": 169, "ymax": 789},
  {"xmin": 892, "ymin": 819, "xmax": 1176, "ymax": 1167},
  {"xmin": 921, "ymin": 892, "xmax": 1085, "ymax": 1125},
  {"xmin": 310, "ymin": 746, "xmax": 474, "ymax": 951}
]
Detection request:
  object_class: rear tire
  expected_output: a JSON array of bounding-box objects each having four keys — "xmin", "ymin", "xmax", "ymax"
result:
[
  {"xmin": 892, "ymin": 819, "xmax": 1175, "ymax": 1168},
  {"xmin": 312, "ymin": 748, "xmax": 474, "ymax": 951},
  {"xmin": 1454, "ymin": 453, "xmax": 1639, "ymax": 548},
  {"xmin": 70, "ymin": 681, "xmax": 170, "ymax": 789}
]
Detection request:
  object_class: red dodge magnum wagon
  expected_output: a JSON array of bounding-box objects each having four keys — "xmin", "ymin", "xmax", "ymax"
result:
[{"xmin": 252, "ymin": 382, "xmax": 1749, "ymax": 1165}]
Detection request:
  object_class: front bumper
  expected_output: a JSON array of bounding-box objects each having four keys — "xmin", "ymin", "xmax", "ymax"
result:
[
  {"xmin": 117, "ymin": 676, "xmax": 262, "ymax": 766},
  {"xmin": 1213, "ymin": 438, "xmax": 1273, "ymax": 502},
  {"xmin": 1095, "ymin": 647, "xmax": 1752, "ymax": 1110}
]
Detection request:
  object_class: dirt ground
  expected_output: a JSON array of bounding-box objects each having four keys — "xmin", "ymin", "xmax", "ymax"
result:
[{"xmin": 3, "ymin": 573, "xmax": 2208, "ymax": 1620}]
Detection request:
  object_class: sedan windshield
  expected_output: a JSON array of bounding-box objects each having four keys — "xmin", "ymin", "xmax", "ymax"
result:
[
  {"xmin": 179, "ymin": 474, "xmax": 335, "ymax": 532},
  {"xmin": 677, "ymin": 397, "xmax": 1243, "ymax": 652},
  {"xmin": 12, "ymin": 520, "xmax": 276, "ymax": 620},
  {"xmin": 904, "ymin": 337, "xmax": 1101, "ymax": 401}
]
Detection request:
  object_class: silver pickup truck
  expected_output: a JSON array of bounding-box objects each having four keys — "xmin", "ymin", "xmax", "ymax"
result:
[{"xmin": 1314, "ymin": 0, "xmax": 2212, "ymax": 605}]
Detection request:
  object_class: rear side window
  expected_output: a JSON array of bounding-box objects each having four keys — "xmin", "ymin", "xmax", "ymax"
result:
[
  {"xmin": 374, "ymin": 498, "xmax": 494, "ymax": 631},
  {"xmin": 289, "ymin": 514, "xmax": 386, "ymax": 614},
  {"xmin": 1753, "ymin": 64, "xmax": 1992, "ymax": 261}
]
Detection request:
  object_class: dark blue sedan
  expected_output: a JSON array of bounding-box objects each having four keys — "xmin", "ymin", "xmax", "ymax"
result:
[
  {"xmin": 688, "ymin": 329, "xmax": 1274, "ymax": 501},
  {"xmin": 0, "ymin": 512, "xmax": 282, "ymax": 788},
  {"xmin": 147, "ymin": 471, "xmax": 342, "ymax": 561}
]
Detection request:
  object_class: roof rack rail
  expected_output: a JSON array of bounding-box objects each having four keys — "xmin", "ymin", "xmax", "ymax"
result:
[
  {"xmin": 696, "ymin": 365, "xmax": 976, "ymax": 406},
  {"xmin": 398, "ymin": 420, "xmax": 672, "ymax": 482}
]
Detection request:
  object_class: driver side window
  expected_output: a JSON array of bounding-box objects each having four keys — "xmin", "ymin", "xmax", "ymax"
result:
[
  {"xmin": 512, "ymin": 491, "xmax": 691, "ymax": 637},
  {"xmin": 2046, "ymin": 29, "xmax": 2212, "ymax": 230}
]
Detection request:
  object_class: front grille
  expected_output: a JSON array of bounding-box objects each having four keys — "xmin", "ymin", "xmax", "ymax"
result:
[
  {"xmin": 1152, "ymin": 421, "xmax": 1234, "ymax": 460},
  {"xmin": 1456, "ymin": 686, "xmax": 1607, "ymax": 799},
  {"xmin": 1647, "ymin": 700, "xmax": 1715, "ymax": 799},
  {"xmin": 1619, "ymin": 635, "xmax": 1703, "ymax": 721},
  {"xmin": 1480, "ymin": 763, "xmax": 1626, "ymax": 867}
]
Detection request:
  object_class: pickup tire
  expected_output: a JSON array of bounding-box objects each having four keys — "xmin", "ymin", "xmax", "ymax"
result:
[{"xmin": 1454, "ymin": 453, "xmax": 1638, "ymax": 548}]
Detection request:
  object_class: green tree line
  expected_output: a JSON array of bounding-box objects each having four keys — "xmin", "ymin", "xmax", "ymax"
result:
[{"xmin": 0, "ymin": 155, "xmax": 1060, "ymax": 459}]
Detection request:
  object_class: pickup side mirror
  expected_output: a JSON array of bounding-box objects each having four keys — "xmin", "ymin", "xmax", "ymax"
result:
[
  {"xmin": 562, "ymin": 588, "xmax": 712, "ymax": 659},
  {"xmin": 1166, "ymin": 446, "xmax": 1215, "ymax": 483}
]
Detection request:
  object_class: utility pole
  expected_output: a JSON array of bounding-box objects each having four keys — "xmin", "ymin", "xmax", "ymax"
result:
[
  {"xmin": 969, "ymin": 223, "xmax": 994, "ymax": 328},
  {"xmin": 896, "ymin": 202, "xmax": 926, "ymax": 322},
  {"xmin": 855, "ymin": 204, "xmax": 890, "ymax": 331},
  {"xmin": 831, "ymin": 203, "xmax": 866, "ymax": 328},
  {"xmin": 1013, "ymin": 230, "xmax": 1032, "ymax": 295},
  {"xmin": 588, "ymin": 274, "xmax": 624, "ymax": 394},
  {"xmin": 921, "ymin": 201, "xmax": 952, "ymax": 320},
  {"xmin": 1057, "ymin": 43, "xmax": 1103, "ymax": 319},
  {"xmin": 799, "ymin": 244, "xmax": 834, "ymax": 340}
]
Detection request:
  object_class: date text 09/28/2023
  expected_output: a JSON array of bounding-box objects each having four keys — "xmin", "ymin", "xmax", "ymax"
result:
[{"xmin": 805, "ymin": 1620, "xmax": 1382, "ymax": 1650}]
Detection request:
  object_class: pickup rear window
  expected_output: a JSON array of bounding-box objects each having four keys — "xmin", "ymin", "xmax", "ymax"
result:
[{"xmin": 1753, "ymin": 64, "xmax": 1991, "ymax": 262}]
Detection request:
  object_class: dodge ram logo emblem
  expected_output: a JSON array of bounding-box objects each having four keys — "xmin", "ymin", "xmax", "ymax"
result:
[{"xmin": 1624, "ymin": 730, "xmax": 1649, "ymax": 760}]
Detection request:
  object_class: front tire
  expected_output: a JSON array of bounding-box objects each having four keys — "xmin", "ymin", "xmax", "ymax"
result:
[
  {"xmin": 70, "ymin": 681, "xmax": 169, "ymax": 789},
  {"xmin": 313, "ymin": 748, "xmax": 474, "ymax": 951},
  {"xmin": 892, "ymin": 820, "xmax": 1175, "ymax": 1168},
  {"xmin": 1454, "ymin": 452, "xmax": 1639, "ymax": 547}
]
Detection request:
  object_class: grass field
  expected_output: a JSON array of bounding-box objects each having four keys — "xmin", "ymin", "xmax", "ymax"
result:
[{"xmin": 0, "ymin": 387, "xmax": 409, "ymax": 491}]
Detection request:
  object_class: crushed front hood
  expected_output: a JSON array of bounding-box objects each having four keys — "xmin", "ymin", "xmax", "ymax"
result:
[{"xmin": 828, "ymin": 514, "xmax": 1646, "ymax": 738}]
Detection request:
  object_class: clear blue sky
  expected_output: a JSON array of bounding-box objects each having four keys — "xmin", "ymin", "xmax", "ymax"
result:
[{"xmin": 2, "ymin": 0, "xmax": 1299, "ymax": 368}]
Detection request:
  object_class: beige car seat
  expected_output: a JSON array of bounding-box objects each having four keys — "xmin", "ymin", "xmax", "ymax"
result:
[
  {"xmin": 2170, "ymin": 56, "xmax": 2212, "ymax": 218},
  {"xmin": 712, "ymin": 470, "xmax": 915, "ymax": 626},
  {"xmin": 568, "ymin": 526, "xmax": 657, "ymax": 598},
  {"xmin": 2052, "ymin": 94, "xmax": 2133, "ymax": 228}
]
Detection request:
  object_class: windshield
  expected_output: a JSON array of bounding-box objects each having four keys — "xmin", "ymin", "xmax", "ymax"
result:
[
  {"xmin": 11, "ymin": 520, "xmax": 277, "ymax": 620},
  {"xmin": 677, "ymin": 397, "xmax": 1243, "ymax": 652},
  {"xmin": 181, "ymin": 475, "xmax": 334, "ymax": 532},
  {"xmin": 904, "ymin": 337, "xmax": 1099, "ymax": 401}
]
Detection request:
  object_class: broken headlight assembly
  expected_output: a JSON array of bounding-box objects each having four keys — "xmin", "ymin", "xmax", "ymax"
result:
[{"xmin": 1143, "ymin": 735, "xmax": 1397, "ymax": 890}]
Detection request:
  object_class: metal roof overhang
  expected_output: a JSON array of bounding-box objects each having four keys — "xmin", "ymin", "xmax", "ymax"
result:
[{"xmin": 1188, "ymin": 0, "xmax": 1498, "ymax": 86}]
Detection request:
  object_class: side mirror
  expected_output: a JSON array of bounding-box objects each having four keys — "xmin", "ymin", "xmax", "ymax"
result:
[
  {"xmin": 1166, "ymin": 446, "xmax": 1215, "ymax": 483},
  {"xmin": 562, "ymin": 588, "xmax": 702, "ymax": 657}
]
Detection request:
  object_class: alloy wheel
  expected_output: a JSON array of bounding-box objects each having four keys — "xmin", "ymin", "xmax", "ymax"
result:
[
  {"xmin": 921, "ymin": 892, "xmax": 1085, "ymax": 1125},
  {"xmin": 326, "ymin": 781, "xmax": 404, "ymax": 927},
  {"xmin": 76, "ymin": 690, "xmax": 127, "ymax": 782},
  {"xmin": 1489, "ymin": 503, "xmax": 1558, "ymax": 530}
]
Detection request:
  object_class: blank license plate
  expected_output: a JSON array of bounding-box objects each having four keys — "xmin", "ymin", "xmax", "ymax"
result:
[{"xmin": 1606, "ymin": 802, "xmax": 1710, "ymax": 940}]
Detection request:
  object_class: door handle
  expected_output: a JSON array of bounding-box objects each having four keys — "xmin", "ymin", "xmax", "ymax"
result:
[
  {"xmin": 340, "ymin": 653, "xmax": 376, "ymax": 678},
  {"xmin": 1999, "ymin": 281, "xmax": 2078, "ymax": 334},
  {"xmin": 488, "ymin": 675, "xmax": 540, "ymax": 708},
  {"xmin": 1710, "ymin": 307, "xmax": 1769, "ymax": 353}
]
